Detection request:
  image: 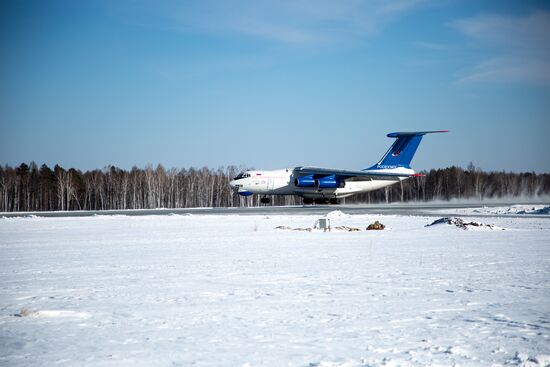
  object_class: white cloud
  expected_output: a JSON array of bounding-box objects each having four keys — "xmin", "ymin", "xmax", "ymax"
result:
[
  {"xmin": 167, "ymin": 0, "xmax": 428, "ymax": 45},
  {"xmin": 452, "ymin": 10, "xmax": 550, "ymax": 86},
  {"xmin": 456, "ymin": 57, "xmax": 550, "ymax": 86}
]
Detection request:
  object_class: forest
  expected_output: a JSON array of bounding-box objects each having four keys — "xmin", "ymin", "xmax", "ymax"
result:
[{"xmin": 1, "ymin": 162, "xmax": 549, "ymax": 212}]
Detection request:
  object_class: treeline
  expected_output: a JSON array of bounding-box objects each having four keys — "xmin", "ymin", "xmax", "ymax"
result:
[
  {"xmin": 1, "ymin": 162, "xmax": 549, "ymax": 212},
  {"xmin": 0, "ymin": 163, "xmax": 300, "ymax": 212},
  {"xmin": 352, "ymin": 164, "xmax": 550, "ymax": 204}
]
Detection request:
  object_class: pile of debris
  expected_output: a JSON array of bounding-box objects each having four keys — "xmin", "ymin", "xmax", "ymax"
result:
[
  {"xmin": 275, "ymin": 225, "xmax": 361, "ymax": 232},
  {"xmin": 13, "ymin": 308, "xmax": 32, "ymax": 317},
  {"xmin": 425, "ymin": 217, "xmax": 497, "ymax": 230},
  {"xmin": 334, "ymin": 226, "xmax": 361, "ymax": 232},
  {"xmin": 366, "ymin": 220, "xmax": 385, "ymax": 230},
  {"xmin": 275, "ymin": 226, "xmax": 313, "ymax": 232}
]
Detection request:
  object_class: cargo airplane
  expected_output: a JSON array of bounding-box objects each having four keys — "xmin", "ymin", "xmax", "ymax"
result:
[{"xmin": 229, "ymin": 131, "xmax": 447, "ymax": 204}]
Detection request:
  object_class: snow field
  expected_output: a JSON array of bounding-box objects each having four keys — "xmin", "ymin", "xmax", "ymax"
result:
[
  {"xmin": 430, "ymin": 204, "xmax": 550, "ymax": 216},
  {"xmin": 0, "ymin": 212, "xmax": 549, "ymax": 366}
]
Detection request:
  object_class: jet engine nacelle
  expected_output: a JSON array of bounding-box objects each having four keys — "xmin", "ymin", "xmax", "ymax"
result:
[
  {"xmin": 315, "ymin": 176, "xmax": 345, "ymax": 189},
  {"xmin": 294, "ymin": 175, "xmax": 315, "ymax": 187}
]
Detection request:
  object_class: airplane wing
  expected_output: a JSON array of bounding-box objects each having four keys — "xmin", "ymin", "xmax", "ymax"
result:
[{"xmin": 293, "ymin": 166, "xmax": 412, "ymax": 181}]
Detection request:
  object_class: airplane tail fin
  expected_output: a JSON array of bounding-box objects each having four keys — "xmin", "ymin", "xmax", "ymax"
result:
[{"xmin": 368, "ymin": 131, "xmax": 448, "ymax": 170}]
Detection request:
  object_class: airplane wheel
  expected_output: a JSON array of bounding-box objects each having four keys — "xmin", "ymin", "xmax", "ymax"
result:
[
  {"xmin": 303, "ymin": 198, "xmax": 314, "ymax": 205},
  {"xmin": 314, "ymin": 198, "xmax": 329, "ymax": 205},
  {"xmin": 260, "ymin": 197, "xmax": 271, "ymax": 204},
  {"xmin": 329, "ymin": 198, "xmax": 339, "ymax": 205}
]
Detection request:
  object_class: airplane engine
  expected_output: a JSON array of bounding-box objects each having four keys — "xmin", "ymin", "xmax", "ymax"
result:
[
  {"xmin": 294, "ymin": 175, "xmax": 315, "ymax": 187},
  {"xmin": 315, "ymin": 176, "xmax": 345, "ymax": 189}
]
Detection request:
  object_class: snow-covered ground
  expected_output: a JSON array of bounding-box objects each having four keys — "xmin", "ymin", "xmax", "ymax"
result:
[
  {"xmin": 1, "ymin": 211, "xmax": 549, "ymax": 366},
  {"xmin": 429, "ymin": 204, "xmax": 550, "ymax": 216}
]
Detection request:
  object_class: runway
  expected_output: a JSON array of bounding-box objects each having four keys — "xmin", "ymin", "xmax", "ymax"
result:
[{"xmin": 2, "ymin": 202, "xmax": 548, "ymax": 219}]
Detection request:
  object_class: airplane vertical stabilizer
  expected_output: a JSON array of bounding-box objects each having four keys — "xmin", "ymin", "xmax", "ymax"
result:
[{"xmin": 367, "ymin": 130, "xmax": 448, "ymax": 170}]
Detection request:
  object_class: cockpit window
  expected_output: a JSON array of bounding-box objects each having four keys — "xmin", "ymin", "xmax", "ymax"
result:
[{"xmin": 233, "ymin": 172, "xmax": 251, "ymax": 180}]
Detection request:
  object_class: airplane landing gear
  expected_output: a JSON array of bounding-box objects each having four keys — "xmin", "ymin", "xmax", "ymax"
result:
[
  {"xmin": 260, "ymin": 196, "xmax": 271, "ymax": 204},
  {"xmin": 303, "ymin": 197, "xmax": 339, "ymax": 205},
  {"xmin": 303, "ymin": 198, "xmax": 314, "ymax": 205}
]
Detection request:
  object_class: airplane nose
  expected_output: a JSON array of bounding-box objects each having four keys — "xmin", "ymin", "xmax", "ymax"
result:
[{"xmin": 229, "ymin": 180, "xmax": 236, "ymax": 188}]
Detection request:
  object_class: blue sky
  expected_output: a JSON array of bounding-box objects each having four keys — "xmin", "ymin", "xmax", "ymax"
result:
[{"xmin": 1, "ymin": 0, "xmax": 549, "ymax": 172}]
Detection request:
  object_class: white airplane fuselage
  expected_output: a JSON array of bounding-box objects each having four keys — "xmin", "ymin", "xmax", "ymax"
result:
[{"xmin": 230, "ymin": 167, "xmax": 413, "ymax": 200}]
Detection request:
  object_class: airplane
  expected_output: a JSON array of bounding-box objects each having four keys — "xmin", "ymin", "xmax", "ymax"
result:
[{"xmin": 229, "ymin": 131, "xmax": 448, "ymax": 204}]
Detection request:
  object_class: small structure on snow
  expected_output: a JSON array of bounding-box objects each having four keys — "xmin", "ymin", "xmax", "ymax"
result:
[{"xmin": 314, "ymin": 218, "xmax": 331, "ymax": 232}]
